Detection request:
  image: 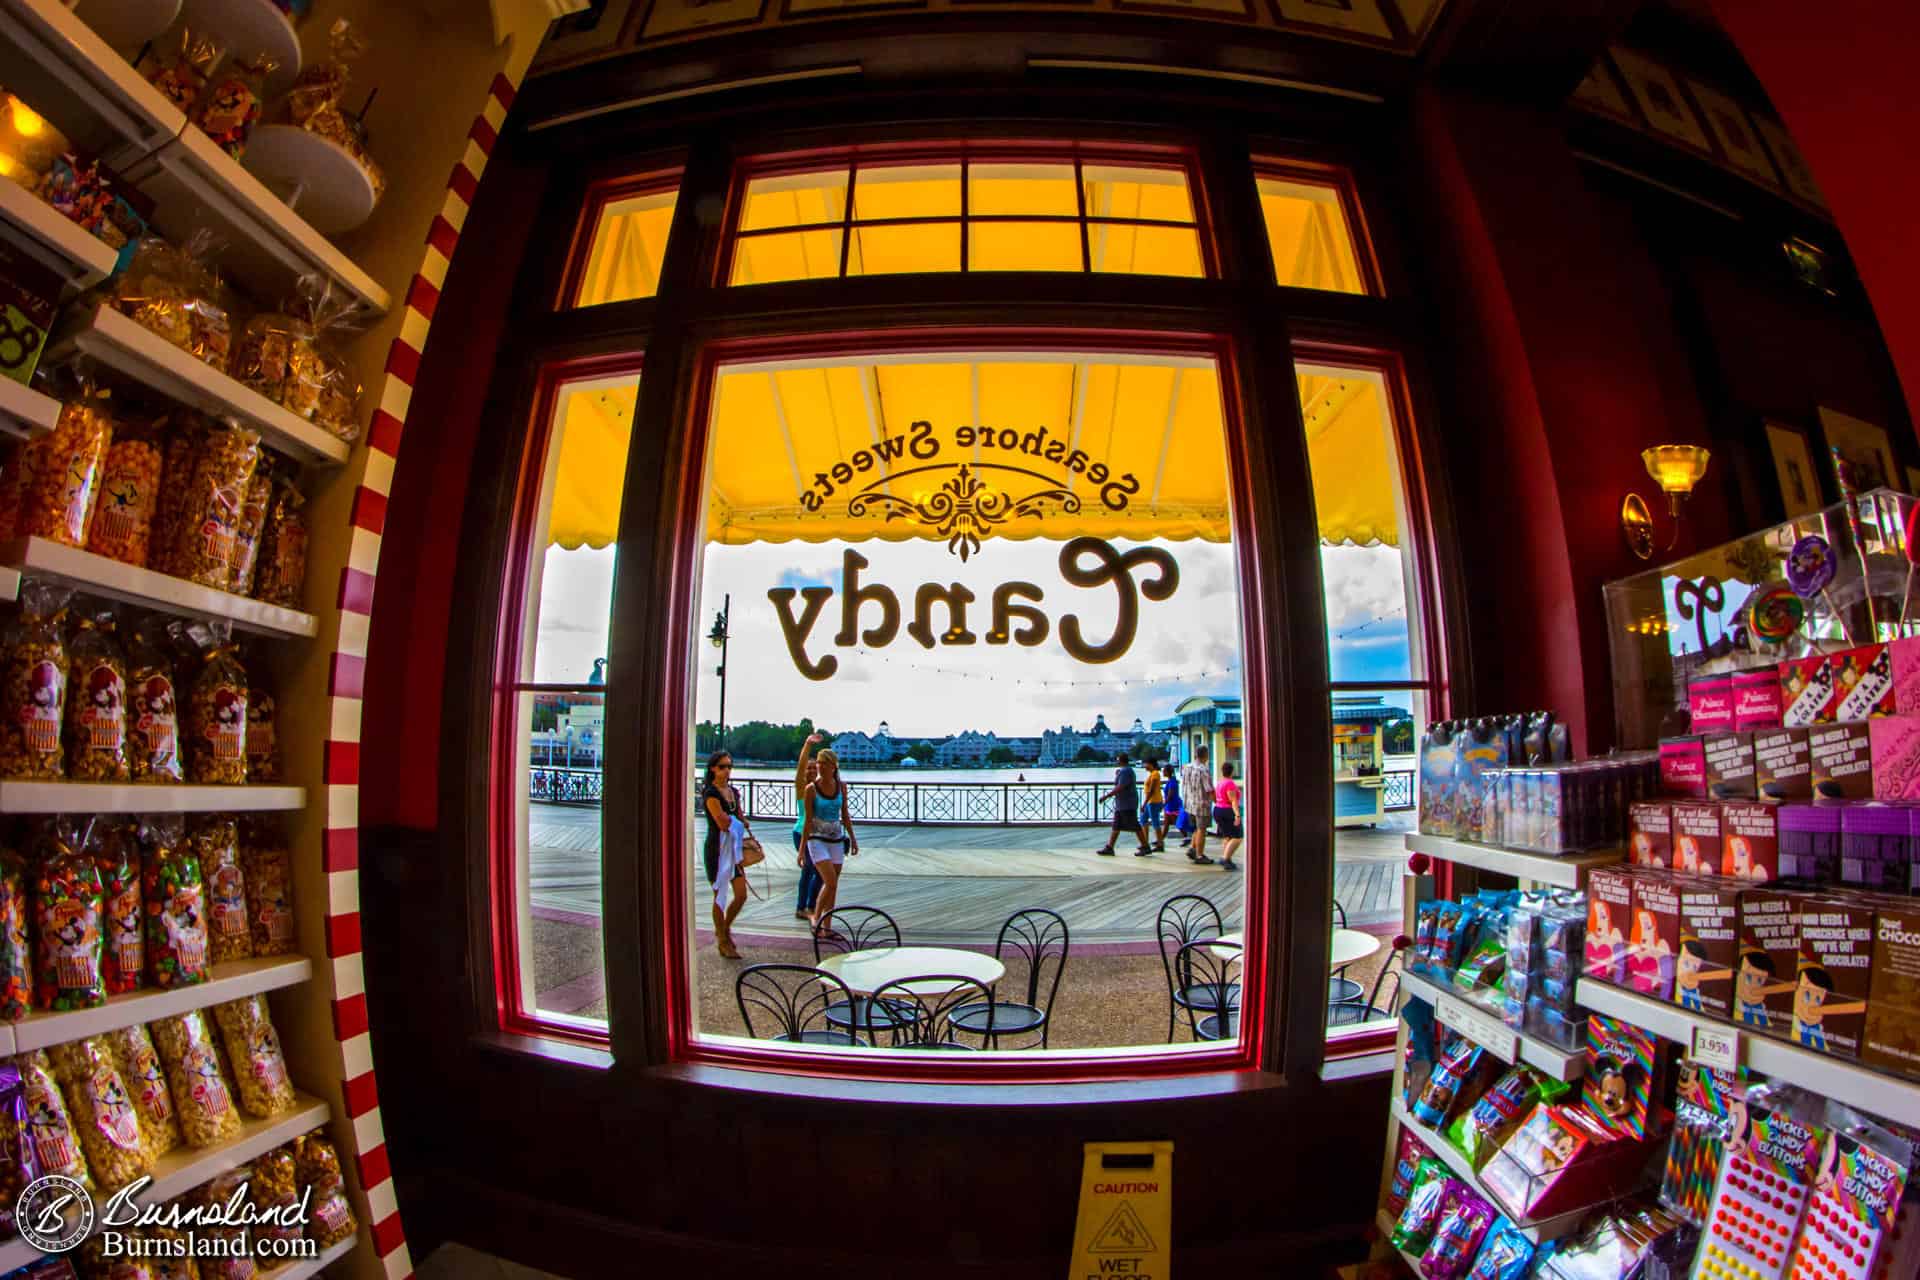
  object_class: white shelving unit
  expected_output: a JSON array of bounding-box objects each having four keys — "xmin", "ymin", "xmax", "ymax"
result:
[
  {"xmin": 0, "ymin": 0, "xmax": 186, "ymax": 170},
  {"xmin": 0, "ymin": 1095, "xmax": 331, "ymax": 1272},
  {"xmin": 1404, "ymin": 832, "xmax": 1622, "ymax": 890},
  {"xmin": 47, "ymin": 305, "xmax": 352, "ymax": 466},
  {"xmin": 1576, "ymin": 980, "xmax": 1920, "ymax": 1129},
  {"xmin": 1398, "ymin": 970, "xmax": 1587, "ymax": 1082},
  {"xmin": 0, "ymin": 536, "xmax": 319, "ymax": 637},
  {"xmin": 0, "ymin": 376, "xmax": 62, "ymax": 442},
  {"xmin": 1390, "ymin": 1103, "xmax": 1597, "ymax": 1243},
  {"xmin": 0, "ymin": 780, "xmax": 305, "ymax": 813},
  {"xmin": 10, "ymin": 955, "xmax": 311, "ymax": 1055},
  {"xmin": 0, "ymin": 172, "xmax": 121, "ymax": 291}
]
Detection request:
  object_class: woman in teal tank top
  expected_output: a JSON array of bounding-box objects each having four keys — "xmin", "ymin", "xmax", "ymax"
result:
[{"xmin": 803, "ymin": 749, "xmax": 859, "ymax": 939}]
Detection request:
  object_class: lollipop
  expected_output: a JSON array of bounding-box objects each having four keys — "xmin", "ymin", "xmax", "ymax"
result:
[
  {"xmin": 1830, "ymin": 448, "xmax": 1882, "ymax": 637},
  {"xmin": 1746, "ymin": 583, "xmax": 1805, "ymax": 648},
  {"xmin": 1788, "ymin": 534, "xmax": 1852, "ymax": 646}
]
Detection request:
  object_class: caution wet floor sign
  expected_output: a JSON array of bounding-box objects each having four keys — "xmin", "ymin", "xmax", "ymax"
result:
[{"xmin": 1069, "ymin": 1142, "xmax": 1172, "ymax": 1280}]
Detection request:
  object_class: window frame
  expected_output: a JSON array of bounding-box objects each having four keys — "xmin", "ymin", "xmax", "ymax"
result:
[
  {"xmin": 1253, "ymin": 158, "xmax": 1385, "ymax": 297},
  {"xmin": 556, "ymin": 167, "xmax": 685, "ymax": 309},
  {"xmin": 720, "ymin": 141, "xmax": 1216, "ymax": 285}
]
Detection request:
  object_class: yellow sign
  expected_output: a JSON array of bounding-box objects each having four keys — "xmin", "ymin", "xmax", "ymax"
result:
[{"xmin": 1069, "ymin": 1141, "xmax": 1172, "ymax": 1280}]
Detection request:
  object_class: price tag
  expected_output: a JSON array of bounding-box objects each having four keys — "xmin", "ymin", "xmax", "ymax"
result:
[
  {"xmin": 1692, "ymin": 1025, "xmax": 1741, "ymax": 1073},
  {"xmin": 1436, "ymin": 991, "xmax": 1520, "ymax": 1063}
]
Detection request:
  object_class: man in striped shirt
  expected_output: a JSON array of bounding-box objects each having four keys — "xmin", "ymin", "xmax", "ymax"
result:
[{"xmin": 1180, "ymin": 747, "xmax": 1215, "ymax": 865}]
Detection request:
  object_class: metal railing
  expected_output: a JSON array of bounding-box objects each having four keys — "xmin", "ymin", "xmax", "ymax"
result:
[
  {"xmin": 1383, "ymin": 771, "xmax": 1413, "ymax": 811},
  {"xmin": 530, "ymin": 767, "xmax": 605, "ymax": 805}
]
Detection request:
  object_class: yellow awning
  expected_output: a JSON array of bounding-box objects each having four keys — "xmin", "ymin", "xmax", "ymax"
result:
[{"xmin": 543, "ymin": 353, "xmax": 1401, "ymax": 551}]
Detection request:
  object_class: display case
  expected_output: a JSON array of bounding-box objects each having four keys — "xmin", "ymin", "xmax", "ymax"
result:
[{"xmin": 1603, "ymin": 487, "xmax": 1915, "ymax": 747}]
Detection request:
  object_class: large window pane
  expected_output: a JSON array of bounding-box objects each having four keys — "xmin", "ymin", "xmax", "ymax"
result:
[
  {"xmin": 1082, "ymin": 164, "xmax": 1196, "ymax": 223},
  {"xmin": 851, "ymin": 163, "xmax": 962, "ymax": 221},
  {"xmin": 571, "ymin": 186, "xmax": 678, "ymax": 307},
  {"xmin": 848, "ymin": 222, "xmax": 962, "ymax": 275},
  {"xmin": 970, "ymin": 221, "xmax": 1082, "ymax": 271},
  {"xmin": 730, "ymin": 229, "xmax": 846, "ymax": 285},
  {"xmin": 740, "ymin": 170, "xmax": 849, "ymax": 230},
  {"xmin": 1258, "ymin": 174, "xmax": 1368, "ymax": 294},
  {"xmin": 1089, "ymin": 223, "xmax": 1204, "ymax": 277},
  {"xmin": 968, "ymin": 162, "xmax": 1078, "ymax": 216}
]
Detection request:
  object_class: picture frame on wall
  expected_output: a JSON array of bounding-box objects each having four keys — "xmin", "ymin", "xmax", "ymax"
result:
[
  {"xmin": 1819, "ymin": 406, "xmax": 1898, "ymax": 495},
  {"xmin": 1765, "ymin": 420, "xmax": 1823, "ymax": 519},
  {"xmin": 1608, "ymin": 47, "xmax": 1713, "ymax": 154},
  {"xmin": 641, "ymin": 0, "xmax": 765, "ymax": 39}
]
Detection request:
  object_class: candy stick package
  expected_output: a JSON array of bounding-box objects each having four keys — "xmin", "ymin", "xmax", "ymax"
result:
[
  {"xmin": 1392, "ymin": 1158, "xmax": 1452, "ymax": 1254},
  {"xmin": 1420, "ymin": 1185, "xmax": 1497, "ymax": 1280}
]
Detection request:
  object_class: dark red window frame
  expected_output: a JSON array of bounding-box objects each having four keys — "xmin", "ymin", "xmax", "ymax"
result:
[{"xmin": 556, "ymin": 167, "xmax": 685, "ymax": 309}]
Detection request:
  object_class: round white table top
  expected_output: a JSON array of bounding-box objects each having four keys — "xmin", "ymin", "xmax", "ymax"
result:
[
  {"xmin": 1210, "ymin": 930, "xmax": 1382, "ymax": 967},
  {"xmin": 816, "ymin": 946, "xmax": 1006, "ymax": 996}
]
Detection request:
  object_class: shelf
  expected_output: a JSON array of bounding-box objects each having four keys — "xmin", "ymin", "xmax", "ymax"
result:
[
  {"xmin": 1390, "ymin": 1103, "xmax": 1596, "ymax": 1243},
  {"xmin": 1575, "ymin": 979, "xmax": 1920, "ymax": 1129},
  {"xmin": 1404, "ymin": 833, "xmax": 1622, "ymax": 890},
  {"xmin": 260, "ymin": 1235, "xmax": 359, "ymax": 1278},
  {"xmin": 7, "ymin": 955, "xmax": 311, "ymax": 1055},
  {"xmin": 0, "ymin": 0, "xmax": 187, "ymax": 171},
  {"xmin": 48, "ymin": 306, "xmax": 352, "ymax": 466},
  {"xmin": 0, "ymin": 536, "xmax": 319, "ymax": 637},
  {"xmin": 0, "ymin": 377, "xmax": 62, "ymax": 442},
  {"xmin": 0, "ymin": 780, "xmax": 306, "ymax": 813},
  {"xmin": 0, "ymin": 173, "xmax": 120, "ymax": 291},
  {"xmin": 0, "ymin": 1094, "xmax": 330, "ymax": 1272},
  {"xmin": 126, "ymin": 127, "xmax": 390, "ymax": 315},
  {"xmin": 1398, "ymin": 970, "xmax": 1587, "ymax": 1082}
]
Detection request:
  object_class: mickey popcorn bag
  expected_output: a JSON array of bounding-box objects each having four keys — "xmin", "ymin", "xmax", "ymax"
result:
[
  {"xmin": 0, "ymin": 584, "xmax": 70, "ymax": 778},
  {"xmin": 146, "ymin": 414, "xmax": 206, "ymax": 578},
  {"xmin": 141, "ymin": 814, "xmax": 209, "ymax": 988},
  {"xmin": 48, "ymin": 1033, "xmax": 153, "ymax": 1190},
  {"xmin": 252, "ymin": 474, "xmax": 309, "ymax": 609},
  {"xmin": 86, "ymin": 412, "xmax": 166, "ymax": 567},
  {"xmin": 240, "ymin": 819, "xmax": 294, "ymax": 957},
  {"xmin": 243, "ymin": 648, "xmax": 278, "ymax": 783},
  {"xmin": 151, "ymin": 1010, "xmax": 240, "ymax": 1148},
  {"xmin": 22, "ymin": 378, "xmax": 115, "ymax": 548},
  {"xmin": 63, "ymin": 608, "xmax": 129, "ymax": 782},
  {"xmin": 91, "ymin": 819, "xmax": 143, "ymax": 995},
  {"xmin": 127, "ymin": 617, "xmax": 184, "ymax": 783},
  {"xmin": 193, "ymin": 814, "xmax": 250, "ymax": 964},
  {"xmin": 195, "ymin": 1166, "xmax": 258, "ymax": 1278},
  {"xmin": 186, "ymin": 622, "xmax": 248, "ymax": 784},
  {"xmin": 228, "ymin": 469, "xmax": 272, "ymax": 597},
  {"xmin": 171, "ymin": 421, "xmax": 260, "ymax": 592},
  {"xmin": 32, "ymin": 816, "xmax": 106, "ymax": 1011},
  {"xmin": 293, "ymin": 1129, "xmax": 356, "ymax": 1248},
  {"xmin": 106, "ymin": 1022, "xmax": 181, "ymax": 1158},
  {"xmin": 250, "ymin": 1144, "xmax": 303, "ymax": 1250},
  {"xmin": 212, "ymin": 994, "xmax": 293, "ymax": 1117},
  {"xmin": 17, "ymin": 1049, "xmax": 89, "ymax": 1191}
]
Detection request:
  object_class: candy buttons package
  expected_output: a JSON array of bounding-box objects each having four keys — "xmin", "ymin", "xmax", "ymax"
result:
[
  {"xmin": 1785, "ymin": 1121, "xmax": 1911, "ymax": 1280},
  {"xmin": 1690, "ymin": 1101, "xmax": 1820, "ymax": 1280}
]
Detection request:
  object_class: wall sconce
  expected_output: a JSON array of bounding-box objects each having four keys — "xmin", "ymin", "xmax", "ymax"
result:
[{"xmin": 1623, "ymin": 445, "xmax": 1711, "ymax": 560}]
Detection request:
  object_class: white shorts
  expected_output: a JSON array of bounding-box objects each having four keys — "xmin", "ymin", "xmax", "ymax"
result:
[{"xmin": 806, "ymin": 838, "xmax": 846, "ymax": 867}]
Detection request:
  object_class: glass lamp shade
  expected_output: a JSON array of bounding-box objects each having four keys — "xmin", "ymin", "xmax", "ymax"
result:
[{"xmin": 1642, "ymin": 445, "xmax": 1711, "ymax": 496}]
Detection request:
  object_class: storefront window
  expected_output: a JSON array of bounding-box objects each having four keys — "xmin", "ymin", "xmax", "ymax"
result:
[
  {"xmin": 567, "ymin": 174, "xmax": 680, "ymax": 306},
  {"xmin": 1258, "ymin": 168, "xmax": 1371, "ymax": 295},
  {"xmin": 727, "ymin": 151, "xmax": 1207, "ymax": 285},
  {"xmin": 688, "ymin": 344, "xmax": 1249, "ymax": 1061},
  {"xmin": 497, "ymin": 368, "xmax": 638, "ymax": 1035}
]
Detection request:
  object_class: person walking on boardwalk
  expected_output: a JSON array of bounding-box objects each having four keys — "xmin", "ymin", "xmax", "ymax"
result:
[
  {"xmin": 1095, "ymin": 753, "xmax": 1153, "ymax": 857},
  {"xmin": 1181, "ymin": 747, "xmax": 1215, "ymax": 864},
  {"xmin": 1214, "ymin": 761, "xmax": 1245, "ymax": 870},
  {"xmin": 701, "ymin": 751, "xmax": 752, "ymax": 958},
  {"xmin": 792, "ymin": 732, "xmax": 825, "ymax": 924},
  {"xmin": 803, "ymin": 749, "xmax": 859, "ymax": 939},
  {"xmin": 1157, "ymin": 761, "xmax": 1183, "ymax": 852},
  {"xmin": 1141, "ymin": 758, "xmax": 1166, "ymax": 852}
]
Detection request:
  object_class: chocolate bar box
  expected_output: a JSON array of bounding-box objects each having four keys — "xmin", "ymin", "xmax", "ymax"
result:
[
  {"xmin": 1703, "ymin": 732, "xmax": 1756, "ymax": 800},
  {"xmin": 1736, "ymin": 888, "xmax": 1802, "ymax": 1038},
  {"xmin": 1676, "ymin": 880, "xmax": 1741, "ymax": 1019},
  {"xmin": 1790, "ymin": 896, "xmax": 1876, "ymax": 1059},
  {"xmin": 1629, "ymin": 873, "xmax": 1681, "ymax": 1001},
  {"xmin": 1721, "ymin": 803, "xmax": 1779, "ymax": 881},
  {"xmin": 1628, "ymin": 802, "xmax": 1671, "ymax": 869},
  {"xmin": 1671, "ymin": 802, "xmax": 1723, "ymax": 876},
  {"xmin": 1810, "ymin": 721, "xmax": 1873, "ymax": 801},
  {"xmin": 1584, "ymin": 866, "xmax": 1635, "ymax": 987},
  {"xmin": 1753, "ymin": 727, "xmax": 1812, "ymax": 802},
  {"xmin": 1863, "ymin": 903, "xmax": 1920, "ymax": 1081}
]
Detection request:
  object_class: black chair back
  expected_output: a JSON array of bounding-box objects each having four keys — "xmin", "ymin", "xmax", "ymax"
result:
[
  {"xmin": 1156, "ymin": 894, "xmax": 1222, "ymax": 1042},
  {"xmin": 1333, "ymin": 899, "xmax": 1348, "ymax": 930},
  {"xmin": 1174, "ymin": 939, "xmax": 1242, "ymax": 1041},
  {"xmin": 735, "ymin": 964, "xmax": 861, "ymax": 1044},
  {"xmin": 1330, "ymin": 937, "xmax": 1408, "ymax": 1026},
  {"xmin": 812, "ymin": 905, "xmax": 901, "ymax": 961},
  {"xmin": 997, "ymin": 908, "xmax": 1069, "ymax": 1014},
  {"xmin": 866, "ymin": 976, "xmax": 995, "ymax": 1049}
]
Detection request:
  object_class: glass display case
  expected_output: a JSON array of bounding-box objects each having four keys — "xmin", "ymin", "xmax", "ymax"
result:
[{"xmin": 1603, "ymin": 488, "xmax": 1915, "ymax": 747}]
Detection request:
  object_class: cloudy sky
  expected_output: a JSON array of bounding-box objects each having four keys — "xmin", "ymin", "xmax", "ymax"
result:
[{"xmin": 532, "ymin": 537, "xmax": 1412, "ymax": 737}]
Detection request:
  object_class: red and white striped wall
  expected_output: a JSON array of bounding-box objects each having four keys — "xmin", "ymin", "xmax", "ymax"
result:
[{"xmin": 321, "ymin": 70, "xmax": 519, "ymax": 1280}]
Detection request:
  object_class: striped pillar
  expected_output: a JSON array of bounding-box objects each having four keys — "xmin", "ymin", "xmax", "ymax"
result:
[{"xmin": 321, "ymin": 70, "xmax": 518, "ymax": 1280}]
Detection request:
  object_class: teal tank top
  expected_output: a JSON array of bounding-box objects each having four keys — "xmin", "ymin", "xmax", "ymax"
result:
[{"xmin": 811, "ymin": 785, "xmax": 844, "ymax": 825}]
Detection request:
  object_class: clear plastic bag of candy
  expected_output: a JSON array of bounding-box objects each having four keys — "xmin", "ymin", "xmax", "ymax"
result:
[
  {"xmin": 293, "ymin": 1129, "xmax": 357, "ymax": 1247},
  {"xmin": 0, "ymin": 1059, "xmax": 35, "ymax": 1238},
  {"xmin": 171, "ymin": 420, "xmax": 260, "ymax": 592},
  {"xmin": 194, "ymin": 56, "xmax": 276, "ymax": 160},
  {"xmin": 284, "ymin": 20, "xmax": 384, "ymax": 205},
  {"xmin": 87, "ymin": 412, "xmax": 166, "ymax": 567},
  {"xmin": 195, "ymin": 1167, "xmax": 257, "ymax": 1275},
  {"xmin": 127, "ymin": 619, "xmax": 184, "ymax": 784},
  {"xmin": 243, "ymin": 649, "xmax": 278, "ymax": 783},
  {"xmin": 185, "ymin": 623, "xmax": 248, "ymax": 784},
  {"xmin": 105, "ymin": 1022, "xmax": 181, "ymax": 1159},
  {"xmin": 0, "ymin": 841, "xmax": 29, "ymax": 1022},
  {"xmin": 141, "ymin": 814, "xmax": 209, "ymax": 988},
  {"xmin": 151, "ymin": 1010, "xmax": 241, "ymax": 1148},
  {"xmin": 283, "ymin": 276, "xmax": 366, "ymax": 443},
  {"xmin": 193, "ymin": 814, "xmax": 250, "ymax": 963},
  {"xmin": 146, "ymin": 415, "xmax": 205, "ymax": 579},
  {"xmin": 91, "ymin": 819, "xmax": 143, "ymax": 995},
  {"xmin": 64, "ymin": 608, "xmax": 129, "ymax": 783},
  {"xmin": 252, "ymin": 475, "xmax": 309, "ymax": 609},
  {"xmin": 1418, "ymin": 1183, "xmax": 1496, "ymax": 1280},
  {"xmin": 1391, "ymin": 1157, "xmax": 1451, "ymax": 1254},
  {"xmin": 228, "ymin": 469, "xmax": 272, "ymax": 596},
  {"xmin": 212, "ymin": 994, "xmax": 293, "ymax": 1117},
  {"xmin": 143, "ymin": 26, "xmax": 223, "ymax": 115},
  {"xmin": 240, "ymin": 819, "xmax": 293, "ymax": 956},
  {"xmin": 33, "ymin": 817, "xmax": 106, "ymax": 1011},
  {"xmin": 48, "ymin": 1033, "xmax": 153, "ymax": 1190},
  {"xmin": 250, "ymin": 1143, "xmax": 304, "ymax": 1249},
  {"xmin": 23, "ymin": 383, "xmax": 115, "ymax": 549},
  {"xmin": 17, "ymin": 1049, "xmax": 89, "ymax": 1191},
  {"xmin": 0, "ymin": 584, "xmax": 71, "ymax": 779}
]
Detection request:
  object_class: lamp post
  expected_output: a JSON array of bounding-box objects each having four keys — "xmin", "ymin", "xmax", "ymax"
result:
[{"xmin": 709, "ymin": 595, "xmax": 731, "ymax": 749}]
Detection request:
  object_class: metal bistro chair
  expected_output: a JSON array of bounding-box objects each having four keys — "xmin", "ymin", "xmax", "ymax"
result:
[
  {"xmin": 866, "ymin": 975, "xmax": 996, "ymax": 1050},
  {"xmin": 811, "ymin": 905, "xmax": 917, "ymax": 1036},
  {"xmin": 1329, "ymin": 935, "xmax": 1409, "ymax": 1027},
  {"xmin": 1157, "ymin": 894, "xmax": 1224, "ymax": 1043},
  {"xmin": 735, "ymin": 964, "xmax": 866, "ymax": 1046},
  {"xmin": 951, "ymin": 908, "xmax": 1069, "ymax": 1049},
  {"xmin": 1174, "ymin": 939, "xmax": 1242, "ymax": 1041}
]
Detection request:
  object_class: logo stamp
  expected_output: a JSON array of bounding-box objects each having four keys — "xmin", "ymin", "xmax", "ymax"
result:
[{"xmin": 17, "ymin": 1173, "xmax": 94, "ymax": 1253}]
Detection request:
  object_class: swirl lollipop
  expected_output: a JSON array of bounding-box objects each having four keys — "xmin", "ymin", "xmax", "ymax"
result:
[
  {"xmin": 1788, "ymin": 534, "xmax": 1852, "ymax": 647},
  {"xmin": 1746, "ymin": 582, "xmax": 1806, "ymax": 650},
  {"xmin": 1901, "ymin": 499, "xmax": 1920, "ymax": 633}
]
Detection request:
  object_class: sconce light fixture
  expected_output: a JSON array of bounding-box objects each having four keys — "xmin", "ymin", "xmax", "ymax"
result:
[{"xmin": 1623, "ymin": 445, "xmax": 1711, "ymax": 560}]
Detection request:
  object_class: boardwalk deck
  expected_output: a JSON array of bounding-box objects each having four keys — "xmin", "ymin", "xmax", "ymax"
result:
[{"xmin": 530, "ymin": 805, "xmax": 1407, "ymax": 942}]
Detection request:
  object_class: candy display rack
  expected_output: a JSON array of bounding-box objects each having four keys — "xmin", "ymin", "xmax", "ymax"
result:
[
  {"xmin": 0, "ymin": 374, "xmax": 61, "ymax": 441},
  {"xmin": 0, "ymin": 0, "xmax": 559, "ymax": 1275},
  {"xmin": 0, "ymin": 171, "xmax": 119, "ymax": 290},
  {"xmin": 1404, "ymin": 831, "xmax": 1622, "ymax": 891}
]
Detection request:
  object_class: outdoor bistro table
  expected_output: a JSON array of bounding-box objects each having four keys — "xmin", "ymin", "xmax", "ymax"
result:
[
  {"xmin": 815, "ymin": 946, "xmax": 1007, "ymax": 999},
  {"xmin": 1212, "ymin": 930, "xmax": 1382, "ymax": 1002}
]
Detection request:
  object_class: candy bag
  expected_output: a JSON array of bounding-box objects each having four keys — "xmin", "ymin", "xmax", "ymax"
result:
[
  {"xmin": 146, "ymin": 416, "xmax": 204, "ymax": 578},
  {"xmin": 241, "ymin": 819, "xmax": 294, "ymax": 956},
  {"xmin": 0, "ymin": 1060, "xmax": 34, "ymax": 1238},
  {"xmin": 212, "ymin": 994, "xmax": 294, "ymax": 1117},
  {"xmin": 87, "ymin": 413, "xmax": 166, "ymax": 567},
  {"xmin": 1449, "ymin": 1065, "xmax": 1545, "ymax": 1169},
  {"xmin": 172, "ymin": 420, "xmax": 260, "ymax": 590},
  {"xmin": 106, "ymin": 1023, "xmax": 181, "ymax": 1158},
  {"xmin": 1386, "ymin": 1127, "xmax": 1428, "ymax": 1217},
  {"xmin": 250, "ymin": 1144, "xmax": 304, "ymax": 1249},
  {"xmin": 0, "ymin": 583, "xmax": 70, "ymax": 778},
  {"xmin": 1466, "ymin": 1219, "xmax": 1536, "ymax": 1280},
  {"xmin": 1392, "ymin": 1158, "xmax": 1451, "ymax": 1254},
  {"xmin": 92, "ymin": 819, "xmax": 143, "ymax": 994},
  {"xmin": 33, "ymin": 818, "xmax": 106, "ymax": 1010},
  {"xmin": 1419, "ymin": 1184, "xmax": 1496, "ymax": 1280},
  {"xmin": 1413, "ymin": 1036, "xmax": 1487, "ymax": 1128},
  {"xmin": 227, "ymin": 468, "xmax": 272, "ymax": 596},
  {"xmin": 252, "ymin": 473, "xmax": 308, "ymax": 608},
  {"xmin": 151, "ymin": 1010, "xmax": 241, "ymax": 1148},
  {"xmin": 23, "ymin": 387, "xmax": 114, "ymax": 548},
  {"xmin": 284, "ymin": 276, "xmax": 366, "ymax": 442},
  {"xmin": 284, "ymin": 20, "xmax": 384, "ymax": 204},
  {"xmin": 111, "ymin": 238, "xmax": 197, "ymax": 355},
  {"xmin": 196, "ymin": 1168, "xmax": 257, "ymax": 1275},
  {"xmin": 127, "ymin": 619, "xmax": 184, "ymax": 783},
  {"xmin": 143, "ymin": 26, "xmax": 223, "ymax": 114},
  {"xmin": 18, "ymin": 1049, "xmax": 89, "ymax": 1191},
  {"xmin": 193, "ymin": 814, "xmax": 250, "ymax": 963},
  {"xmin": 293, "ymin": 1130, "xmax": 357, "ymax": 1247},
  {"xmin": 48, "ymin": 1034, "xmax": 153, "ymax": 1190},
  {"xmin": 186, "ymin": 623, "xmax": 248, "ymax": 784},
  {"xmin": 0, "ymin": 841, "xmax": 29, "ymax": 1021},
  {"xmin": 64, "ymin": 608, "xmax": 129, "ymax": 782},
  {"xmin": 142, "ymin": 813, "xmax": 209, "ymax": 988},
  {"xmin": 194, "ymin": 57, "xmax": 276, "ymax": 160},
  {"xmin": 243, "ymin": 649, "xmax": 278, "ymax": 783}
]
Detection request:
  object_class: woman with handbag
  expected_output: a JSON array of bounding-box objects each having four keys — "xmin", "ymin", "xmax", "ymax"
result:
[
  {"xmin": 802, "ymin": 749, "xmax": 859, "ymax": 941},
  {"xmin": 702, "ymin": 750, "xmax": 759, "ymax": 958}
]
